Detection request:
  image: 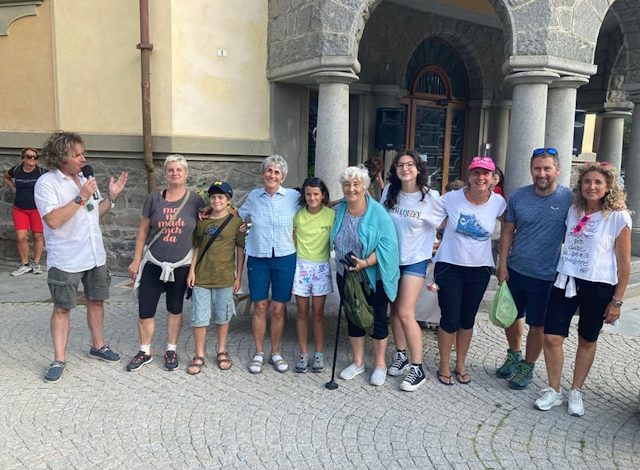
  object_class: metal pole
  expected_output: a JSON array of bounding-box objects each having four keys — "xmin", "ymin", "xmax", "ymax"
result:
[{"xmin": 138, "ymin": 0, "xmax": 156, "ymax": 192}]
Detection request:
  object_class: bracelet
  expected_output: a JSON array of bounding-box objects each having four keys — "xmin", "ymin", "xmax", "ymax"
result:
[
  {"xmin": 611, "ymin": 296, "xmax": 624, "ymax": 307},
  {"xmin": 364, "ymin": 259, "xmax": 370, "ymax": 268}
]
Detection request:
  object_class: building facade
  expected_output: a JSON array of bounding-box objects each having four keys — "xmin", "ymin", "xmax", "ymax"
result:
[{"xmin": 1, "ymin": 0, "xmax": 640, "ymax": 271}]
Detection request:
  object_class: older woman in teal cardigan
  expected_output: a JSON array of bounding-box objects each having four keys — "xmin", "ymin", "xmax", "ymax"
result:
[{"xmin": 330, "ymin": 165, "xmax": 400, "ymax": 386}]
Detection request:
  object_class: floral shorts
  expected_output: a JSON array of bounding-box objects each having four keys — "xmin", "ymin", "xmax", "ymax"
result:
[{"xmin": 291, "ymin": 259, "xmax": 334, "ymax": 297}]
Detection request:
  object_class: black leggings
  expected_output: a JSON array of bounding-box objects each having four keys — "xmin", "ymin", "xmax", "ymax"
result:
[{"xmin": 138, "ymin": 263, "xmax": 190, "ymax": 319}]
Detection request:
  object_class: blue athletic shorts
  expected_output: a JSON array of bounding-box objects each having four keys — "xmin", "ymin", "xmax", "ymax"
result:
[{"xmin": 506, "ymin": 268, "xmax": 553, "ymax": 327}]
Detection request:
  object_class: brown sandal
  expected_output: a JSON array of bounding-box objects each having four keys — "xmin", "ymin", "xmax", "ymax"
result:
[
  {"xmin": 187, "ymin": 356, "xmax": 205, "ymax": 375},
  {"xmin": 216, "ymin": 351, "xmax": 232, "ymax": 370}
]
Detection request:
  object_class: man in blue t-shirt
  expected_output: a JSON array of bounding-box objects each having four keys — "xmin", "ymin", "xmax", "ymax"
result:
[{"xmin": 496, "ymin": 148, "xmax": 573, "ymax": 390}]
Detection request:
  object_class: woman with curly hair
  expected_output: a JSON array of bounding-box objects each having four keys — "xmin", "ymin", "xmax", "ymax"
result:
[
  {"xmin": 535, "ymin": 162, "xmax": 631, "ymax": 417},
  {"xmin": 382, "ymin": 150, "xmax": 446, "ymax": 391}
]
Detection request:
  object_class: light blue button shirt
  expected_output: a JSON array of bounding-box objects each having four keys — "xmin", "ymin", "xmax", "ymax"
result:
[{"xmin": 239, "ymin": 186, "xmax": 300, "ymax": 258}]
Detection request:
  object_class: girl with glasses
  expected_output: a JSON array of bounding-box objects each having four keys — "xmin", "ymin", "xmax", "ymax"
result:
[
  {"xmin": 382, "ymin": 150, "xmax": 446, "ymax": 391},
  {"xmin": 3, "ymin": 147, "xmax": 47, "ymax": 276},
  {"xmin": 535, "ymin": 162, "xmax": 631, "ymax": 416}
]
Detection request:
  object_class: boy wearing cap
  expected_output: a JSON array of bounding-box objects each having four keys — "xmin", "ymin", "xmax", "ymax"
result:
[{"xmin": 186, "ymin": 181, "xmax": 245, "ymax": 374}]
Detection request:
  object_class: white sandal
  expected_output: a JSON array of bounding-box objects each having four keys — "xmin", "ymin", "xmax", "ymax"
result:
[
  {"xmin": 248, "ymin": 352, "xmax": 265, "ymax": 374},
  {"xmin": 269, "ymin": 352, "xmax": 289, "ymax": 373}
]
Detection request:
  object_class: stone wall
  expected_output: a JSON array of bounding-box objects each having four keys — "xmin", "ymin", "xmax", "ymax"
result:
[{"xmin": 0, "ymin": 152, "xmax": 263, "ymax": 274}]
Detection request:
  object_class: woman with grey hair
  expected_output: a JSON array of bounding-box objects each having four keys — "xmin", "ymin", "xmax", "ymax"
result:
[
  {"xmin": 330, "ymin": 165, "xmax": 400, "ymax": 386},
  {"xmin": 126, "ymin": 154, "xmax": 204, "ymax": 372},
  {"xmin": 239, "ymin": 154, "xmax": 301, "ymax": 374}
]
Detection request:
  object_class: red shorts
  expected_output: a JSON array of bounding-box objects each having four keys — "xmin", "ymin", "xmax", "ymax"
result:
[{"xmin": 12, "ymin": 207, "xmax": 44, "ymax": 233}]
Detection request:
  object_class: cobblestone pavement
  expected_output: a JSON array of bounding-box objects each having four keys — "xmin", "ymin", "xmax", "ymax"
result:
[{"xmin": 1, "ymin": 266, "xmax": 639, "ymax": 469}]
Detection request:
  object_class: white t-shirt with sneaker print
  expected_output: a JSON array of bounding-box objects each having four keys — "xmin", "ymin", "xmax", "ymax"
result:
[{"xmin": 433, "ymin": 188, "xmax": 506, "ymax": 267}]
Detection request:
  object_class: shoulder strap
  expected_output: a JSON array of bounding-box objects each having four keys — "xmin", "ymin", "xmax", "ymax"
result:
[
  {"xmin": 195, "ymin": 213, "xmax": 234, "ymax": 268},
  {"xmin": 145, "ymin": 190, "xmax": 192, "ymax": 251}
]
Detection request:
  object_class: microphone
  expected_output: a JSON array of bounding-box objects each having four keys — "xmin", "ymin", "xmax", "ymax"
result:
[{"xmin": 81, "ymin": 165, "xmax": 100, "ymax": 200}]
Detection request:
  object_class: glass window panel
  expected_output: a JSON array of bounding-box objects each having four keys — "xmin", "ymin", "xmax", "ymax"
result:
[
  {"xmin": 448, "ymin": 109, "xmax": 466, "ymax": 184},
  {"xmin": 414, "ymin": 105, "xmax": 446, "ymax": 192}
]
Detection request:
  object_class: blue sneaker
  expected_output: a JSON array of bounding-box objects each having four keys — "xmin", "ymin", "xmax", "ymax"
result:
[
  {"xmin": 44, "ymin": 361, "xmax": 66, "ymax": 382},
  {"xmin": 508, "ymin": 361, "xmax": 534, "ymax": 389},
  {"xmin": 89, "ymin": 345, "xmax": 121, "ymax": 362},
  {"xmin": 496, "ymin": 349, "xmax": 522, "ymax": 378}
]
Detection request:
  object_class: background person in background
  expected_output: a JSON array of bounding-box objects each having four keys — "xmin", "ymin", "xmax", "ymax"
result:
[
  {"xmin": 126, "ymin": 155, "xmax": 203, "ymax": 373},
  {"xmin": 239, "ymin": 155, "xmax": 301, "ymax": 374},
  {"xmin": 3, "ymin": 147, "xmax": 47, "ymax": 276},
  {"xmin": 331, "ymin": 165, "xmax": 400, "ymax": 387},
  {"xmin": 382, "ymin": 150, "xmax": 446, "ymax": 392},
  {"xmin": 535, "ymin": 162, "xmax": 631, "ymax": 417},
  {"xmin": 433, "ymin": 156, "xmax": 506, "ymax": 386},
  {"xmin": 34, "ymin": 131, "xmax": 128, "ymax": 383},
  {"xmin": 363, "ymin": 156, "xmax": 385, "ymax": 200}
]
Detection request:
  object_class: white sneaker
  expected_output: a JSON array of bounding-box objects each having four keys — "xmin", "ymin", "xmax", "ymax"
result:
[
  {"xmin": 535, "ymin": 387, "xmax": 563, "ymax": 411},
  {"xmin": 568, "ymin": 388, "xmax": 585, "ymax": 417},
  {"xmin": 11, "ymin": 264, "xmax": 31, "ymax": 276},
  {"xmin": 370, "ymin": 366, "xmax": 387, "ymax": 386},
  {"xmin": 31, "ymin": 263, "xmax": 43, "ymax": 275},
  {"xmin": 339, "ymin": 363, "xmax": 365, "ymax": 380}
]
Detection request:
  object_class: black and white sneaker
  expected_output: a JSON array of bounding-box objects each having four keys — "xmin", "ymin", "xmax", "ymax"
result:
[
  {"xmin": 388, "ymin": 350, "xmax": 409, "ymax": 376},
  {"xmin": 400, "ymin": 364, "xmax": 426, "ymax": 392}
]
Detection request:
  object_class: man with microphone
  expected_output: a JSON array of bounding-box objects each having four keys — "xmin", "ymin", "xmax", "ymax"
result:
[{"xmin": 34, "ymin": 131, "xmax": 128, "ymax": 382}]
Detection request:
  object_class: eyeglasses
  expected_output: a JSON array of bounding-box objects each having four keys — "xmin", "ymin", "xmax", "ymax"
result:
[
  {"xmin": 532, "ymin": 148, "xmax": 558, "ymax": 157},
  {"xmin": 572, "ymin": 214, "xmax": 591, "ymax": 235},
  {"xmin": 24, "ymin": 154, "xmax": 38, "ymax": 160},
  {"xmin": 396, "ymin": 161, "xmax": 416, "ymax": 169}
]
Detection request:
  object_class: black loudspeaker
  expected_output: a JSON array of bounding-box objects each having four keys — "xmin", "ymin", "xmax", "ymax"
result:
[
  {"xmin": 573, "ymin": 110, "xmax": 586, "ymax": 156},
  {"xmin": 375, "ymin": 108, "xmax": 405, "ymax": 150}
]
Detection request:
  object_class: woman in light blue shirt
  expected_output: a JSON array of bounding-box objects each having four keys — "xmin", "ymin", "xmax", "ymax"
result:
[{"xmin": 239, "ymin": 155, "xmax": 300, "ymax": 374}]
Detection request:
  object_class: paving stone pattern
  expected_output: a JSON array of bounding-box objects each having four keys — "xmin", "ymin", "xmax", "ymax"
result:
[{"xmin": 1, "ymin": 291, "xmax": 639, "ymax": 469}]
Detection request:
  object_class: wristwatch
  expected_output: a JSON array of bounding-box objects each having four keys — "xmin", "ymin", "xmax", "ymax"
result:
[
  {"xmin": 74, "ymin": 196, "xmax": 85, "ymax": 206},
  {"xmin": 612, "ymin": 296, "xmax": 624, "ymax": 308}
]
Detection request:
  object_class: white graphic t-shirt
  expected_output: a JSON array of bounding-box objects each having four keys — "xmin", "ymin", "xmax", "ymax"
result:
[
  {"xmin": 433, "ymin": 188, "xmax": 506, "ymax": 267},
  {"xmin": 381, "ymin": 185, "xmax": 446, "ymax": 265},
  {"xmin": 556, "ymin": 206, "xmax": 632, "ymax": 285}
]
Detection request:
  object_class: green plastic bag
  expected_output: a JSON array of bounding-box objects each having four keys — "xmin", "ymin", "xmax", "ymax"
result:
[{"xmin": 489, "ymin": 282, "xmax": 517, "ymax": 328}]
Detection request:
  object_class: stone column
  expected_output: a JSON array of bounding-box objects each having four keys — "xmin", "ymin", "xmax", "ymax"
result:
[
  {"xmin": 625, "ymin": 96, "xmax": 640, "ymax": 255},
  {"xmin": 311, "ymin": 71, "xmax": 359, "ymax": 199},
  {"xmin": 545, "ymin": 76, "xmax": 589, "ymax": 187},
  {"xmin": 488, "ymin": 100, "xmax": 511, "ymax": 171},
  {"xmin": 504, "ymin": 71, "xmax": 559, "ymax": 196},
  {"xmin": 596, "ymin": 110, "xmax": 629, "ymax": 171}
]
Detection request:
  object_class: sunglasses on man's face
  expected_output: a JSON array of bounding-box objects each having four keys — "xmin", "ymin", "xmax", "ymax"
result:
[
  {"xmin": 24, "ymin": 154, "xmax": 38, "ymax": 160},
  {"xmin": 532, "ymin": 147, "xmax": 558, "ymax": 157}
]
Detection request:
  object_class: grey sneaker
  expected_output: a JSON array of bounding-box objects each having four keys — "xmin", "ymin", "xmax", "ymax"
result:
[
  {"xmin": 388, "ymin": 350, "xmax": 409, "ymax": 376},
  {"xmin": 339, "ymin": 362, "xmax": 365, "ymax": 380},
  {"xmin": 535, "ymin": 387, "xmax": 563, "ymax": 411},
  {"xmin": 311, "ymin": 352, "xmax": 325, "ymax": 373},
  {"xmin": 370, "ymin": 366, "xmax": 387, "ymax": 386},
  {"xmin": 568, "ymin": 389, "xmax": 585, "ymax": 417},
  {"xmin": 295, "ymin": 354, "xmax": 308, "ymax": 373},
  {"xmin": 126, "ymin": 351, "xmax": 153, "ymax": 371},
  {"xmin": 11, "ymin": 264, "xmax": 31, "ymax": 277},
  {"xmin": 496, "ymin": 349, "xmax": 523, "ymax": 378},
  {"xmin": 44, "ymin": 360, "xmax": 66, "ymax": 382},
  {"xmin": 89, "ymin": 345, "xmax": 121, "ymax": 362},
  {"xmin": 31, "ymin": 262, "xmax": 43, "ymax": 275},
  {"xmin": 508, "ymin": 361, "xmax": 534, "ymax": 390}
]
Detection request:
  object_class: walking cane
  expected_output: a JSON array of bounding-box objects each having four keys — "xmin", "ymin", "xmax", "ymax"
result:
[{"xmin": 325, "ymin": 283, "xmax": 345, "ymax": 390}]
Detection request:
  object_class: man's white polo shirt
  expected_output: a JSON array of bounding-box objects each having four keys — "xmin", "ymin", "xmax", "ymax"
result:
[{"xmin": 34, "ymin": 169, "xmax": 106, "ymax": 273}]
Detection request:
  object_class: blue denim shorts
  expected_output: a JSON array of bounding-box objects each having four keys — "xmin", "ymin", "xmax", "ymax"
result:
[
  {"xmin": 247, "ymin": 253, "xmax": 296, "ymax": 303},
  {"xmin": 190, "ymin": 285, "xmax": 236, "ymax": 327},
  {"xmin": 399, "ymin": 259, "xmax": 429, "ymax": 278}
]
